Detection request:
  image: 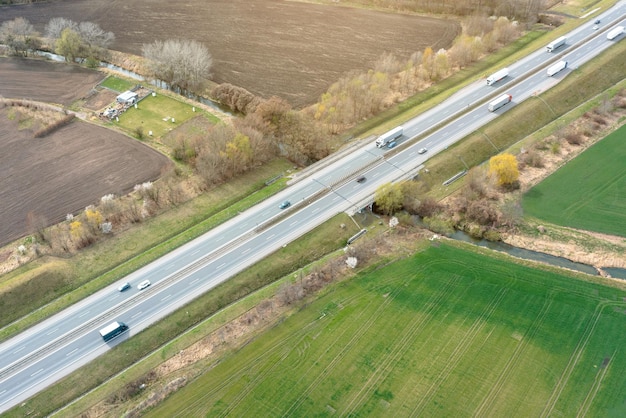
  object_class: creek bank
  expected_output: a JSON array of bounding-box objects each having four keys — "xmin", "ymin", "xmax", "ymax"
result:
[{"xmin": 447, "ymin": 229, "xmax": 626, "ymax": 279}]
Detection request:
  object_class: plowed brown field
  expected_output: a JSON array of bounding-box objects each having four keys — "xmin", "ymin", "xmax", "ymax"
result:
[
  {"xmin": 0, "ymin": 110, "xmax": 170, "ymax": 247},
  {"xmin": 0, "ymin": 58, "xmax": 170, "ymax": 247},
  {"xmin": 0, "ymin": 0, "xmax": 459, "ymax": 107},
  {"xmin": 0, "ymin": 57, "xmax": 105, "ymax": 106}
]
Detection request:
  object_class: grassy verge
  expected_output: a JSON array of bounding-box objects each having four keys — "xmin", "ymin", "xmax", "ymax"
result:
[
  {"xmin": 0, "ymin": 159, "xmax": 292, "ymax": 340},
  {"xmin": 7, "ymin": 213, "xmax": 360, "ymax": 418},
  {"xmin": 144, "ymin": 242, "xmax": 626, "ymax": 417},
  {"xmin": 419, "ymin": 37, "xmax": 626, "ymax": 199}
]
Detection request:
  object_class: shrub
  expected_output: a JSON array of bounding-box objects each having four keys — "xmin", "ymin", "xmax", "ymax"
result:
[
  {"xmin": 521, "ymin": 149, "xmax": 544, "ymax": 168},
  {"xmin": 565, "ymin": 131, "xmax": 584, "ymax": 145},
  {"xmin": 33, "ymin": 113, "xmax": 75, "ymax": 138}
]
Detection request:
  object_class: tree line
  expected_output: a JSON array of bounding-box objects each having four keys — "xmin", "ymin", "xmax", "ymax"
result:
[{"xmin": 343, "ymin": 0, "xmax": 545, "ymax": 23}]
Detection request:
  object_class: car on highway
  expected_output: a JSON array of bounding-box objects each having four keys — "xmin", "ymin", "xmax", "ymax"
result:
[
  {"xmin": 356, "ymin": 175, "xmax": 366, "ymax": 183},
  {"xmin": 387, "ymin": 141, "xmax": 397, "ymax": 149},
  {"xmin": 118, "ymin": 282, "xmax": 131, "ymax": 292},
  {"xmin": 418, "ymin": 148, "xmax": 428, "ymax": 154},
  {"xmin": 137, "ymin": 280, "xmax": 151, "ymax": 290},
  {"xmin": 279, "ymin": 200, "xmax": 291, "ymax": 209}
]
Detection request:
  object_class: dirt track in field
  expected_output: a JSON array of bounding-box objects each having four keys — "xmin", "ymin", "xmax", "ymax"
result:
[
  {"xmin": 0, "ymin": 109, "xmax": 170, "ymax": 247},
  {"xmin": 0, "ymin": 0, "xmax": 459, "ymax": 107}
]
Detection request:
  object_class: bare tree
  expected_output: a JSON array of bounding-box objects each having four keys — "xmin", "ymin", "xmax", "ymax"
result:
[
  {"xmin": 0, "ymin": 17, "xmax": 40, "ymax": 56},
  {"xmin": 77, "ymin": 21, "xmax": 115, "ymax": 49},
  {"xmin": 46, "ymin": 19, "xmax": 114, "ymax": 63},
  {"xmin": 143, "ymin": 39, "xmax": 213, "ymax": 94},
  {"xmin": 45, "ymin": 17, "xmax": 77, "ymax": 40}
]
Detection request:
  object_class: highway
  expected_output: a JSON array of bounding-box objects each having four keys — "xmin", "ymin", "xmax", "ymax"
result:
[{"xmin": 0, "ymin": 2, "xmax": 624, "ymax": 411}]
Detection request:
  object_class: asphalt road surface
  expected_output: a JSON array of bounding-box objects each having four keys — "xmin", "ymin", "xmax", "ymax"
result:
[{"xmin": 0, "ymin": 2, "xmax": 624, "ymax": 411}]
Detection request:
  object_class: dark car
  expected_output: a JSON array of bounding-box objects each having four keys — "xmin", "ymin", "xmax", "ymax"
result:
[
  {"xmin": 594, "ymin": 19, "xmax": 601, "ymax": 24},
  {"xmin": 387, "ymin": 141, "xmax": 397, "ymax": 149},
  {"xmin": 118, "ymin": 282, "xmax": 131, "ymax": 292},
  {"xmin": 356, "ymin": 176, "xmax": 366, "ymax": 183},
  {"xmin": 279, "ymin": 200, "xmax": 291, "ymax": 209}
]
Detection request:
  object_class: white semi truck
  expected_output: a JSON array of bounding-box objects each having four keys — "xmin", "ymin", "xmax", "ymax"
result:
[
  {"xmin": 606, "ymin": 26, "xmax": 625, "ymax": 40},
  {"xmin": 375, "ymin": 126, "xmax": 403, "ymax": 148},
  {"xmin": 486, "ymin": 68, "xmax": 509, "ymax": 86},
  {"xmin": 488, "ymin": 94, "xmax": 512, "ymax": 112},
  {"xmin": 547, "ymin": 60, "xmax": 568, "ymax": 76},
  {"xmin": 546, "ymin": 36, "xmax": 567, "ymax": 52},
  {"xmin": 99, "ymin": 321, "xmax": 129, "ymax": 342}
]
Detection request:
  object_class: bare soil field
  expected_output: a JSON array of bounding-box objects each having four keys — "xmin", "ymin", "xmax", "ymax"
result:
[
  {"xmin": 0, "ymin": 57, "xmax": 105, "ymax": 106},
  {"xmin": 0, "ymin": 0, "xmax": 459, "ymax": 107},
  {"xmin": 0, "ymin": 106, "xmax": 170, "ymax": 247}
]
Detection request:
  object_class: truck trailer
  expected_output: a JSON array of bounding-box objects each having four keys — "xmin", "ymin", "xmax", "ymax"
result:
[
  {"xmin": 488, "ymin": 94, "xmax": 512, "ymax": 112},
  {"xmin": 99, "ymin": 321, "xmax": 128, "ymax": 342},
  {"xmin": 546, "ymin": 36, "xmax": 567, "ymax": 52},
  {"xmin": 375, "ymin": 126, "xmax": 403, "ymax": 148},
  {"xmin": 486, "ymin": 68, "xmax": 509, "ymax": 86},
  {"xmin": 606, "ymin": 26, "xmax": 625, "ymax": 40},
  {"xmin": 547, "ymin": 60, "xmax": 568, "ymax": 76}
]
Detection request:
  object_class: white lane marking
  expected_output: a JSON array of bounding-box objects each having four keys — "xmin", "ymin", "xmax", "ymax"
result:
[
  {"xmin": 131, "ymin": 311, "xmax": 143, "ymax": 319},
  {"xmin": 266, "ymin": 234, "xmax": 275, "ymax": 241},
  {"xmin": 66, "ymin": 348, "xmax": 78, "ymax": 357},
  {"xmin": 216, "ymin": 263, "xmax": 226, "ymax": 270},
  {"xmin": 290, "ymin": 220, "xmax": 298, "ymax": 226},
  {"xmin": 0, "ymin": 390, "xmax": 5, "ymax": 395},
  {"xmin": 45, "ymin": 328, "xmax": 58, "ymax": 336},
  {"xmin": 162, "ymin": 295, "xmax": 172, "ymax": 302},
  {"xmin": 79, "ymin": 310, "xmax": 90, "ymax": 318},
  {"xmin": 242, "ymin": 248, "xmax": 251, "ymax": 255},
  {"xmin": 332, "ymin": 195, "xmax": 340, "ymax": 201},
  {"xmin": 409, "ymin": 151, "xmax": 416, "ymax": 156},
  {"xmin": 12, "ymin": 346, "xmax": 25, "ymax": 354},
  {"xmin": 190, "ymin": 278, "xmax": 200, "ymax": 284},
  {"xmin": 31, "ymin": 368, "xmax": 44, "ymax": 377},
  {"xmin": 191, "ymin": 249, "xmax": 201, "ymax": 256},
  {"xmin": 312, "ymin": 207, "xmax": 320, "ymax": 214}
]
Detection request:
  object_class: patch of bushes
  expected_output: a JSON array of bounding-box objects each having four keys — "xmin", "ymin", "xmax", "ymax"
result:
[{"xmin": 33, "ymin": 113, "xmax": 75, "ymax": 138}]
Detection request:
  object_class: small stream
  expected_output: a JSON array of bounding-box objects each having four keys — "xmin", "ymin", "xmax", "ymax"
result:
[{"xmin": 448, "ymin": 230, "xmax": 626, "ymax": 279}]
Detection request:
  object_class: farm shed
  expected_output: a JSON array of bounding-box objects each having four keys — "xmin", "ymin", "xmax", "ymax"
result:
[{"xmin": 116, "ymin": 90, "xmax": 138, "ymax": 105}]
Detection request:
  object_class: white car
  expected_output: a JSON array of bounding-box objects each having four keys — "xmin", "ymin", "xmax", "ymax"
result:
[
  {"xmin": 418, "ymin": 148, "xmax": 428, "ymax": 154},
  {"xmin": 137, "ymin": 280, "xmax": 151, "ymax": 290}
]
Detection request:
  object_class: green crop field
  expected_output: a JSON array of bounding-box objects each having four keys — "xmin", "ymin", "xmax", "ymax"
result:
[
  {"xmin": 522, "ymin": 124, "xmax": 626, "ymax": 238},
  {"xmin": 146, "ymin": 243, "xmax": 626, "ymax": 417}
]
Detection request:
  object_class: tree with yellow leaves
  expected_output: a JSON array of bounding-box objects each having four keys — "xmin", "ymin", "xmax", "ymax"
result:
[
  {"xmin": 489, "ymin": 153, "xmax": 519, "ymax": 187},
  {"xmin": 374, "ymin": 182, "xmax": 404, "ymax": 216},
  {"xmin": 85, "ymin": 206, "xmax": 103, "ymax": 233}
]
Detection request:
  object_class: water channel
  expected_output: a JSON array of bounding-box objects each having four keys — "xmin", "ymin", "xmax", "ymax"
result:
[{"xmin": 448, "ymin": 229, "xmax": 626, "ymax": 280}]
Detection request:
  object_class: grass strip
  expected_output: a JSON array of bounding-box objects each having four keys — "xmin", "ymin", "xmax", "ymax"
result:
[
  {"xmin": 0, "ymin": 159, "xmax": 292, "ymax": 339},
  {"xmin": 6, "ymin": 214, "xmax": 359, "ymax": 417}
]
